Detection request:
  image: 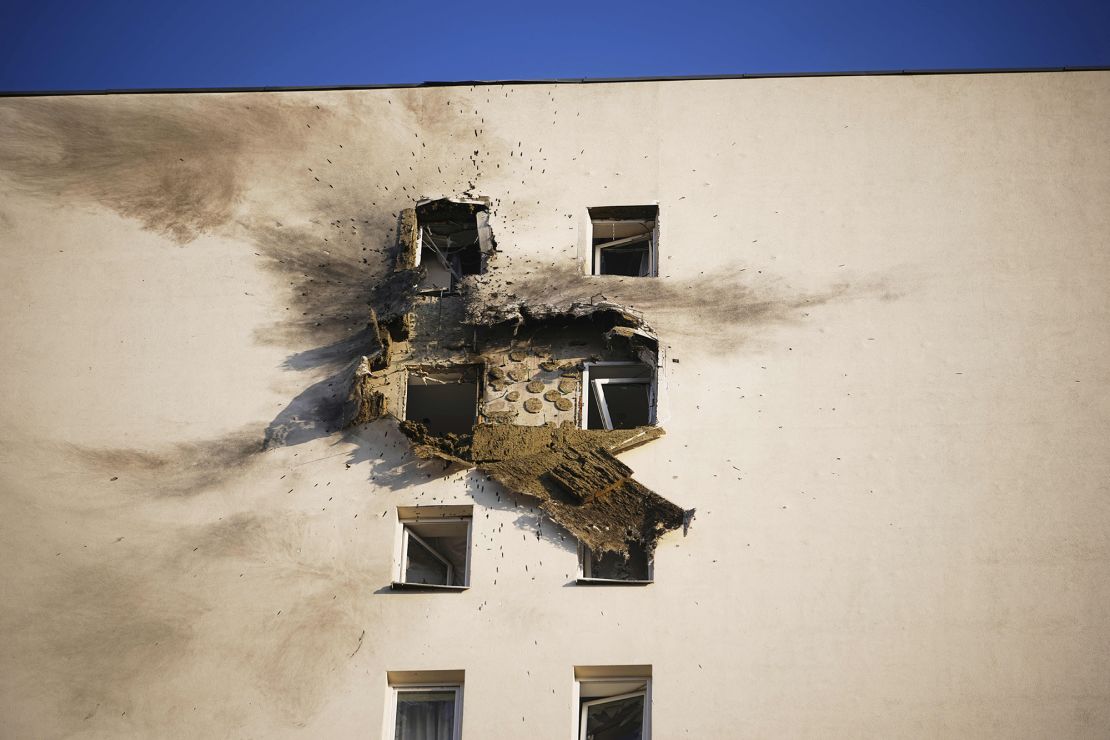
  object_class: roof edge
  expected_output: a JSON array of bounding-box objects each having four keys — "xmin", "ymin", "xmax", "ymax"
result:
[{"xmin": 2, "ymin": 66, "xmax": 1108, "ymax": 97}]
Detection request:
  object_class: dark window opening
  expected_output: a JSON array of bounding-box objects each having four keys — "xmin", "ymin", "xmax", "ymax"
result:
[
  {"xmin": 590, "ymin": 205, "xmax": 658, "ymax": 277},
  {"xmin": 599, "ymin": 241, "xmax": 651, "ymax": 277},
  {"xmin": 585, "ymin": 363, "xmax": 653, "ymax": 431},
  {"xmin": 577, "ymin": 676, "xmax": 650, "ymax": 740},
  {"xmin": 581, "ymin": 541, "xmax": 651, "ymax": 583},
  {"xmin": 416, "ymin": 200, "xmax": 489, "ymax": 294},
  {"xmin": 406, "ymin": 367, "xmax": 479, "ymax": 436}
]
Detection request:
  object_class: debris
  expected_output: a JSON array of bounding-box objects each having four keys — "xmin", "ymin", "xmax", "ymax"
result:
[{"xmin": 343, "ymin": 197, "xmax": 691, "ymax": 556}]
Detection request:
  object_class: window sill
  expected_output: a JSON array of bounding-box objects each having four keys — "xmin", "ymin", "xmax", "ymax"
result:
[
  {"xmin": 576, "ymin": 577, "xmax": 653, "ymax": 586},
  {"xmin": 390, "ymin": 581, "xmax": 469, "ymax": 592}
]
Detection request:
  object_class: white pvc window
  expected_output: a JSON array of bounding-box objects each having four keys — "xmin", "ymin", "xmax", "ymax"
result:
[
  {"xmin": 396, "ymin": 515, "xmax": 472, "ymax": 589},
  {"xmin": 576, "ymin": 677, "xmax": 651, "ymax": 740},
  {"xmin": 589, "ymin": 206, "xmax": 658, "ymax": 277},
  {"xmin": 581, "ymin": 362, "xmax": 655, "ymax": 430},
  {"xmin": 391, "ymin": 684, "xmax": 463, "ymax": 740}
]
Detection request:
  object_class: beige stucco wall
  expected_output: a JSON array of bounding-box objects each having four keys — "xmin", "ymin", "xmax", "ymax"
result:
[{"xmin": 1, "ymin": 70, "xmax": 1109, "ymax": 738}]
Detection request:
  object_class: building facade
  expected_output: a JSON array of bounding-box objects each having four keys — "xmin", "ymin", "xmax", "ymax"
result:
[{"xmin": 1, "ymin": 70, "xmax": 1109, "ymax": 738}]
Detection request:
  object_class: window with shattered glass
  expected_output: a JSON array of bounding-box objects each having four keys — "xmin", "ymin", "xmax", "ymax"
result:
[
  {"xmin": 589, "ymin": 206, "xmax": 658, "ymax": 277},
  {"xmin": 583, "ymin": 362, "xmax": 654, "ymax": 431},
  {"xmin": 395, "ymin": 514, "xmax": 472, "ymax": 589},
  {"xmin": 579, "ymin": 541, "xmax": 652, "ymax": 583},
  {"xmin": 578, "ymin": 677, "xmax": 650, "ymax": 740},
  {"xmin": 416, "ymin": 206, "xmax": 488, "ymax": 294}
]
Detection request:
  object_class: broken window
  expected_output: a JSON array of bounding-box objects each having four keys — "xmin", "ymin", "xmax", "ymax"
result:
[
  {"xmin": 416, "ymin": 200, "xmax": 490, "ymax": 294},
  {"xmin": 576, "ymin": 668, "xmax": 651, "ymax": 740},
  {"xmin": 583, "ymin": 362, "xmax": 654, "ymax": 431},
  {"xmin": 394, "ymin": 508, "xmax": 472, "ymax": 590},
  {"xmin": 405, "ymin": 366, "xmax": 480, "ymax": 437},
  {"xmin": 589, "ymin": 206, "xmax": 658, "ymax": 277},
  {"xmin": 389, "ymin": 671, "xmax": 464, "ymax": 740},
  {"xmin": 578, "ymin": 541, "xmax": 652, "ymax": 584}
]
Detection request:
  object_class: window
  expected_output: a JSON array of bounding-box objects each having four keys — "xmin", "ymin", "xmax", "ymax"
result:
[
  {"xmin": 578, "ymin": 542, "xmax": 652, "ymax": 584},
  {"xmin": 582, "ymin": 362, "xmax": 654, "ymax": 431},
  {"xmin": 405, "ymin": 366, "xmax": 480, "ymax": 437},
  {"xmin": 589, "ymin": 206, "xmax": 658, "ymax": 277},
  {"xmin": 575, "ymin": 667, "xmax": 651, "ymax": 740},
  {"xmin": 388, "ymin": 670, "xmax": 464, "ymax": 740},
  {"xmin": 393, "ymin": 506, "xmax": 472, "ymax": 590},
  {"xmin": 415, "ymin": 200, "xmax": 490, "ymax": 294}
]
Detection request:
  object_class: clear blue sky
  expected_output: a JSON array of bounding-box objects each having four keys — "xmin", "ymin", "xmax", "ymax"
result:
[{"xmin": 1, "ymin": 0, "xmax": 1108, "ymax": 91}]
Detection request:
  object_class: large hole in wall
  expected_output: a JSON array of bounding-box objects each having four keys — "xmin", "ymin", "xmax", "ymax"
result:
[
  {"xmin": 415, "ymin": 199, "xmax": 490, "ymax": 294},
  {"xmin": 405, "ymin": 366, "xmax": 481, "ymax": 437}
]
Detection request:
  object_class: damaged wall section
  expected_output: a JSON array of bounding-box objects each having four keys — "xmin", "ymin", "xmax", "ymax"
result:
[{"xmin": 343, "ymin": 197, "xmax": 691, "ymax": 559}]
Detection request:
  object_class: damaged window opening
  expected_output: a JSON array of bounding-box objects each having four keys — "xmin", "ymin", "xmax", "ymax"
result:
[
  {"xmin": 576, "ymin": 669, "xmax": 651, "ymax": 740},
  {"xmin": 405, "ymin": 367, "xmax": 480, "ymax": 437},
  {"xmin": 394, "ymin": 508, "xmax": 472, "ymax": 590},
  {"xmin": 415, "ymin": 200, "xmax": 490, "ymax": 294},
  {"xmin": 589, "ymin": 206, "xmax": 658, "ymax": 277},
  {"xmin": 388, "ymin": 671, "xmax": 464, "ymax": 740},
  {"xmin": 346, "ymin": 288, "xmax": 692, "ymax": 581},
  {"xmin": 578, "ymin": 541, "xmax": 652, "ymax": 584},
  {"xmin": 583, "ymin": 362, "xmax": 655, "ymax": 431}
]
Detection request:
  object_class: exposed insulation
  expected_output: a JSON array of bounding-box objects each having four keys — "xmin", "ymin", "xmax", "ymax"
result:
[{"xmin": 398, "ymin": 422, "xmax": 683, "ymax": 555}]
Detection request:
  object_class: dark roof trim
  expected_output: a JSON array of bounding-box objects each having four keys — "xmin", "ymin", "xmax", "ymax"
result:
[{"xmin": 2, "ymin": 66, "xmax": 1108, "ymax": 98}]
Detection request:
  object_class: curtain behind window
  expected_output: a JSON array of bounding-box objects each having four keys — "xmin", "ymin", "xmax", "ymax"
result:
[{"xmin": 395, "ymin": 690, "xmax": 455, "ymax": 740}]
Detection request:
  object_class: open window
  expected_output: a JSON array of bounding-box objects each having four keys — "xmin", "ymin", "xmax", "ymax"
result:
[
  {"xmin": 393, "ymin": 506, "xmax": 472, "ymax": 591},
  {"xmin": 405, "ymin": 366, "xmax": 480, "ymax": 437},
  {"xmin": 578, "ymin": 541, "xmax": 652, "ymax": 585},
  {"xmin": 582, "ymin": 362, "xmax": 654, "ymax": 430},
  {"xmin": 575, "ymin": 667, "xmax": 651, "ymax": 740},
  {"xmin": 388, "ymin": 670, "xmax": 464, "ymax": 740},
  {"xmin": 589, "ymin": 206, "xmax": 658, "ymax": 277},
  {"xmin": 415, "ymin": 200, "xmax": 490, "ymax": 294}
]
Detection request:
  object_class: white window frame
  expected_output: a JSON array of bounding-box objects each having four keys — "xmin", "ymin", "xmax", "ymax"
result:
[
  {"xmin": 394, "ymin": 511, "xmax": 473, "ymax": 590},
  {"xmin": 573, "ymin": 676, "xmax": 652, "ymax": 740},
  {"xmin": 388, "ymin": 683, "xmax": 463, "ymax": 740},
  {"xmin": 580, "ymin": 362, "xmax": 657, "ymax": 431},
  {"xmin": 588, "ymin": 215, "xmax": 659, "ymax": 277},
  {"xmin": 401, "ymin": 527, "xmax": 456, "ymax": 585}
]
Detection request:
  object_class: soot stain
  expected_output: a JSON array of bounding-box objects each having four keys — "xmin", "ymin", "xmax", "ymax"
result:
[
  {"xmin": 469, "ymin": 262, "xmax": 891, "ymax": 353},
  {"xmin": 67, "ymin": 428, "xmax": 263, "ymax": 497},
  {"xmin": 25, "ymin": 561, "xmax": 202, "ymax": 725},
  {"xmin": 0, "ymin": 95, "xmax": 328, "ymax": 243}
]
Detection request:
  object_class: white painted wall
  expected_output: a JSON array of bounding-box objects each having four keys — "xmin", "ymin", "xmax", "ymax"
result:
[{"xmin": 1, "ymin": 71, "xmax": 1109, "ymax": 738}]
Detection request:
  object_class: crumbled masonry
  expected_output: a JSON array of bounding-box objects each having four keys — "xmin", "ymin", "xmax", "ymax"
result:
[{"xmin": 343, "ymin": 197, "xmax": 692, "ymax": 557}]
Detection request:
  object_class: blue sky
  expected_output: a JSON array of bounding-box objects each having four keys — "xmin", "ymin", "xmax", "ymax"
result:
[{"xmin": 1, "ymin": 0, "xmax": 1108, "ymax": 91}]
